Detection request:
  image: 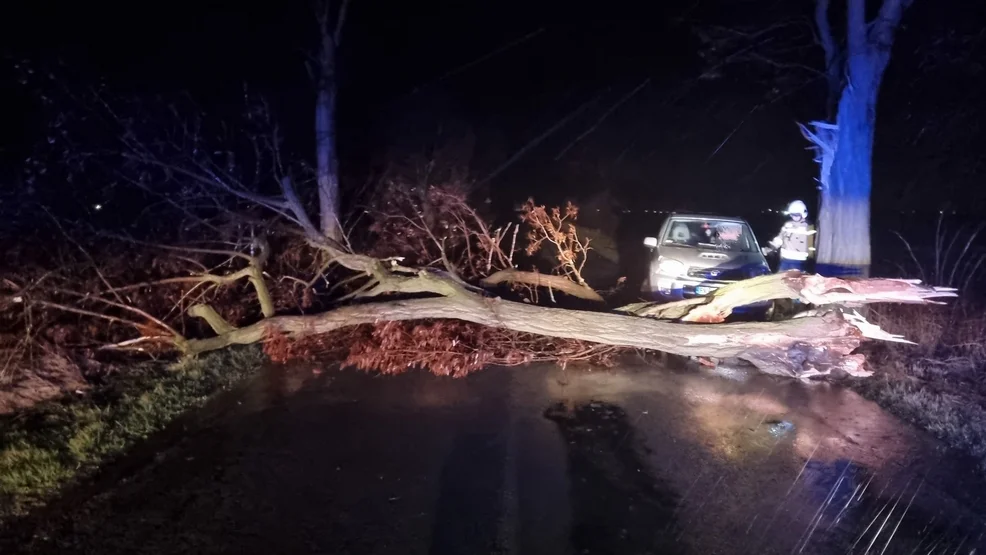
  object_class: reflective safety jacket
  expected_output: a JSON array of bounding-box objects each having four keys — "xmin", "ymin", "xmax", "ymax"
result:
[{"xmin": 770, "ymin": 220, "xmax": 816, "ymax": 261}]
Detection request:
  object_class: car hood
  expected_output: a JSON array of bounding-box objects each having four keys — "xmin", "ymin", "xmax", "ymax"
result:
[{"xmin": 658, "ymin": 246, "xmax": 764, "ymax": 269}]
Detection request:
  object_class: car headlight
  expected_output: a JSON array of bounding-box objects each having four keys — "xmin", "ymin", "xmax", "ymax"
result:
[{"xmin": 656, "ymin": 259, "xmax": 686, "ymax": 276}]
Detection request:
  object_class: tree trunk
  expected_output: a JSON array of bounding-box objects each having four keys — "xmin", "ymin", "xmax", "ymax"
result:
[
  {"xmin": 816, "ymin": 85, "xmax": 876, "ymax": 277},
  {"xmin": 316, "ymin": 22, "xmax": 342, "ymax": 241},
  {"xmin": 183, "ymin": 266, "xmax": 954, "ymax": 380},
  {"xmin": 814, "ymin": 0, "xmax": 911, "ymax": 278},
  {"xmin": 184, "ymin": 293, "xmax": 870, "ymax": 379}
]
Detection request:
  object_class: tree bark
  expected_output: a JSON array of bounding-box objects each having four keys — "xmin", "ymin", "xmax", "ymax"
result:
[
  {"xmin": 184, "ymin": 292, "xmax": 863, "ymax": 378},
  {"xmin": 314, "ymin": 2, "xmax": 348, "ymax": 242},
  {"xmin": 315, "ymin": 80, "xmax": 340, "ymax": 240}
]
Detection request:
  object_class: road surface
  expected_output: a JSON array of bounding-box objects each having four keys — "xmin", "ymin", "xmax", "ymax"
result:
[{"xmin": 4, "ymin": 360, "xmax": 985, "ymax": 554}]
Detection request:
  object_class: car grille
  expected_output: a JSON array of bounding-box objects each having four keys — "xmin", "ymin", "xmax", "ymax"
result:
[{"xmin": 686, "ymin": 267, "xmax": 746, "ymax": 281}]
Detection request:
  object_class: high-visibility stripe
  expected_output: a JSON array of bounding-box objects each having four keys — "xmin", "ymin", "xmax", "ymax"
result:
[{"xmin": 780, "ymin": 248, "xmax": 809, "ymax": 261}]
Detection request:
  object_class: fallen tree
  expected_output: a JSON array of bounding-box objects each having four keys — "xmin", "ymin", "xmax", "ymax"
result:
[
  {"xmin": 2, "ymin": 178, "xmax": 956, "ymax": 382},
  {"xmin": 174, "ymin": 252, "xmax": 955, "ymax": 379},
  {"xmin": 0, "ymin": 85, "xmax": 958, "ymax": 384},
  {"xmin": 2, "ymin": 176, "xmax": 957, "ymax": 382}
]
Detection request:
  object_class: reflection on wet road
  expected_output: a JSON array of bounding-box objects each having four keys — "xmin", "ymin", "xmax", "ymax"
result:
[
  {"xmin": 544, "ymin": 401, "xmax": 683, "ymax": 554},
  {"xmin": 4, "ymin": 361, "xmax": 985, "ymax": 554}
]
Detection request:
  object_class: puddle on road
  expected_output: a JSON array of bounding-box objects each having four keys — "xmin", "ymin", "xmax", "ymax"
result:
[
  {"xmin": 4, "ymin": 361, "xmax": 986, "ymax": 555},
  {"xmin": 543, "ymin": 362, "xmax": 986, "ymax": 554}
]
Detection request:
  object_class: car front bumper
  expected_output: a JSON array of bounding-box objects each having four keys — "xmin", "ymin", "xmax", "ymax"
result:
[{"xmin": 642, "ymin": 275, "xmax": 771, "ymax": 310}]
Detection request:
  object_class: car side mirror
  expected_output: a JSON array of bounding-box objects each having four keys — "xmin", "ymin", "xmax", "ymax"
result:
[{"xmin": 643, "ymin": 237, "xmax": 658, "ymax": 248}]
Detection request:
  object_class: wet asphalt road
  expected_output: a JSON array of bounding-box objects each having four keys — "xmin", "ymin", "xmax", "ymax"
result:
[{"xmin": 3, "ymin": 362, "xmax": 986, "ymax": 554}]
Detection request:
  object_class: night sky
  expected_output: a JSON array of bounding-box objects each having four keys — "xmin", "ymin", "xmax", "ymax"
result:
[{"xmin": 3, "ymin": 0, "xmax": 986, "ymax": 222}]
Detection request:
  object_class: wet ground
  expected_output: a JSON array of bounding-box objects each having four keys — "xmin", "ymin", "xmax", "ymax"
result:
[{"xmin": 3, "ymin": 360, "xmax": 985, "ymax": 554}]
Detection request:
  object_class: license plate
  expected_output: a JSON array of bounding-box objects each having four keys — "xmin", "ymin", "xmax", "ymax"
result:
[{"xmin": 695, "ymin": 286, "xmax": 714, "ymax": 295}]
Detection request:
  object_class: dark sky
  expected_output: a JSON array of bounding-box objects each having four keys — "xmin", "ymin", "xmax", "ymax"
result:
[{"xmin": 4, "ymin": 0, "xmax": 986, "ymax": 219}]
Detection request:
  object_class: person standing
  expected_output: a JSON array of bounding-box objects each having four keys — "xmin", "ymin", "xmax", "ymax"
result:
[{"xmin": 763, "ymin": 200, "xmax": 816, "ymax": 272}]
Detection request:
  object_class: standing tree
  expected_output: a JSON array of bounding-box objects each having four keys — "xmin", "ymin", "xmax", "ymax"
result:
[
  {"xmin": 802, "ymin": 0, "xmax": 914, "ymax": 277},
  {"xmin": 694, "ymin": 0, "xmax": 914, "ymax": 277},
  {"xmin": 314, "ymin": 0, "xmax": 351, "ymax": 242}
]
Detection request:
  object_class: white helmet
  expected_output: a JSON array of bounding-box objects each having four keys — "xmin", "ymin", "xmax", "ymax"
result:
[{"xmin": 784, "ymin": 200, "xmax": 808, "ymax": 219}]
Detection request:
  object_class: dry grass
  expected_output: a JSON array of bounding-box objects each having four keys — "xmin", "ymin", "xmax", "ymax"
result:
[
  {"xmin": 854, "ymin": 302, "xmax": 986, "ymax": 472},
  {"xmin": 865, "ymin": 217, "xmax": 986, "ymax": 472},
  {"xmin": 892, "ymin": 215, "xmax": 985, "ymax": 291}
]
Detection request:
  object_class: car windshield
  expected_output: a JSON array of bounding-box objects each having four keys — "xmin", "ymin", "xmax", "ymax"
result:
[{"xmin": 661, "ymin": 218, "xmax": 756, "ymax": 253}]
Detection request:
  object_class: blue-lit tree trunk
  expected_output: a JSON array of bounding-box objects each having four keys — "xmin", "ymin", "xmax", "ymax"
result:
[
  {"xmin": 809, "ymin": 0, "xmax": 913, "ymax": 277},
  {"xmin": 315, "ymin": 0, "xmax": 350, "ymax": 242}
]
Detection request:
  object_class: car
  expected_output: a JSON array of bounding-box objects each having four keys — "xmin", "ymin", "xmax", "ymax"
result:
[{"xmin": 641, "ymin": 212, "xmax": 771, "ymax": 301}]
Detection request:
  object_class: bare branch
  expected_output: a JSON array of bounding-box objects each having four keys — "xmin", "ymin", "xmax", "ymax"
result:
[
  {"xmin": 41, "ymin": 208, "xmax": 127, "ymax": 307},
  {"xmin": 814, "ymin": 0, "xmax": 837, "ymax": 69},
  {"xmin": 278, "ymin": 175, "xmax": 322, "ymax": 240},
  {"xmin": 187, "ymin": 304, "xmax": 237, "ymax": 335},
  {"xmin": 871, "ymin": 0, "xmax": 915, "ymax": 50},
  {"xmin": 120, "ymin": 153, "xmax": 293, "ymax": 219},
  {"xmin": 481, "ymin": 270, "xmax": 604, "ymax": 302},
  {"xmin": 30, "ymin": 300, "xmax": 167, "ymax": 336},
  {"xmin": 44, "ymin": 287, "xmax": 184, "ymax": 339},
  {"xmin": 334, "ymin": 0, "xmax": 351, "ymax": 46}
]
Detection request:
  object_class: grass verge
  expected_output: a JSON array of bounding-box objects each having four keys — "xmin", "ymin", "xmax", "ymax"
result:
[
  {"xmin": 0, "ymin": 347, "xmax": 264, "ymax": 520},
  {"xmin": 851, "ymin": 303, "xmax": 986, "ymax": 473}
]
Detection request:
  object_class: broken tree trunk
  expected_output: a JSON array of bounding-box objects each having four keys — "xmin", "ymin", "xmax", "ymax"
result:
[
  {"xmin": 618, "ymin": 271, "xmax": 955, "ymax": 323},
  {"xmin": 182, "ymin": 265, "xmax": 955, "ymax": 379}
]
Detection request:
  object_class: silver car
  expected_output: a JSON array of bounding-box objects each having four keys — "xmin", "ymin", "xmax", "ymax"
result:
[{"xmin": 641, "ymin": 213, "xmax": 771, "ymax": 301}]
